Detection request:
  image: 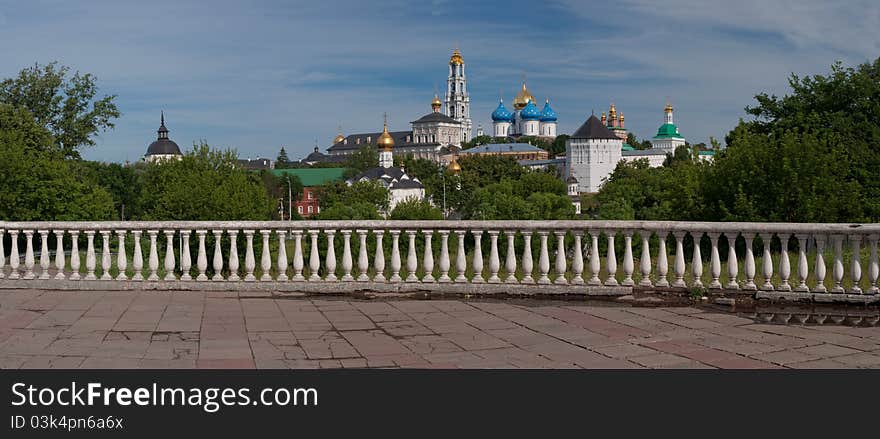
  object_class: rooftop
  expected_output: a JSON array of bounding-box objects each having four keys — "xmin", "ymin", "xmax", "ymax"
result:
[
  {"xmin": 461, "ymin": 143, "xmax": 546, "ymax": 154},
  {"xmin": 271, "ymin": 167, "xmax": 347, "ymax": 186}
]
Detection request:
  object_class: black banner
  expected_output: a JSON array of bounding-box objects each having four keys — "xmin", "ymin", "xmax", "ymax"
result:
[{"xmin": 1, "ymin": 370, "xmax": 873, "ymax": 437}]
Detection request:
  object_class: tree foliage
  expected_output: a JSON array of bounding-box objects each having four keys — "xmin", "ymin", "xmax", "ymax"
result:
[
  {"xmin": 0, "ymin": 62, "xmax": 120, "ymax": 158},
  {"xmin": 389, "ymin": 198, "xmax": 443, "ymax": 220}
]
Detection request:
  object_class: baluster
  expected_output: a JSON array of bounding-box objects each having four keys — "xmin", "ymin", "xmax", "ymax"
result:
[
  {"xmin": 742, "ymin": 233, "xmax": 756, "ymax": 290},
  {"xmin": 605, "ymin": 232, "xmax": 618, "ymax": 286},
  {"xmin": 760, "ymin": 233, "xmax": 774, "ymax": 290},
  {"xmin": 356, "ymin": 230, "xmax": 369, "ymax": 281},
  {"xmin": 850, "ymin": 234, "xmax": 863, "ymax": 294},
  {"xmin": 454, "ymin": 230, "xmax": 467, "ymax": 282},
  {"xmin": 504, "ymin": 230, "xmax": 519, "ymax": 284},
  {"xmin": 54, "ymin": 230, "xmax": 66, "ymax": 280},
  {"xmin": 244, "ymin": 230, "xmax": 256, "ymax": 282},
  {"xmin": 691, "ymin": 232, "xmax": 703, "ymax": 288},
  {"xmin": 373, "ymin": 231, "xmax": 386, "ymax": 282},
  {"xmin": 228, "ymin": 230, "xmax": 240, "ymax": 281},
  {"xmin": 389, "ymin": 230, "xmax": 401, "ymax": 282},
  {"xmin": 8, "ymin": 230, "xmax": 20, "ymax": 279},
  {"xmin": 472, "ymin": 231, "xmax": 484, "ymax": 283},
  {"xmin": 588, "ymin": 231, "xmax": 601, "ymax": 286},
  {"xmin": 778, "ymin": 234, "xmax": 792, "ymax": 292},
  {"xmin": 324, "ymin": 230, "xmax": 337, "ymax": 281},
  {"xmin": 405, "ymin": 230, "xmax": 418, "ymax": 282},
  {"xmin": 621, "ymin": 231, "xmax": 634, "ymax": 286},
  {"xmin": 537, "ymin": 231, "xmax": 550, "ymax": 284},
  {"xmin": 725, "ymin": 232, "xmax": 739, "ymax": 290},
  {"xmin": 213, "ymin": 230, "xmax": 225, "ymax": 281},
  {"xmin": 672, "ymin": 232, "xmax": 686, "ymax": 287},
  {"xmin": 571, "ymin": 232, "xmax": 584, "ymax": 285},
  {"xmin": 0, "ymin": 228, "xmax": 5, "ymax": 279},
  {"xmin": 24, "ymin": 230, "xmax": 35, "ymax": 280},
  {"xmin": 655, "ymin": 231, "xmax": 669, "ymax": 287},
  {"xmin": 292, "ymin": 230, "xmax": 305, "ymax": 281},
  {"xmin": 260, "ymin": 230, "xmax": 273, "ymax": 281},
  {"xmin": 180, "ymin": 231, "xmax": 192, "ymax": 281},
  {"xmin": 422, "ymin": 231, "xmax": 435, "ymax": 282},
  {"xmin": 100, "ymin": 230, "xmax": 112, "ymax": 281},
  {"xmin": 38, "ymin": 230, "xmax": 50, "ymax": 279},
  {"xmin": 554, "ymin": 231, "xmax": 568, "ymax": 285},
  {"xmin": 521, "ymin": 231, "xmax": 535, "ymax": 284},
  {"xmin": 869, "ymin": 234, "xmax": 879, "ymax": 294},
  {"xmin": 147, "ymin": 230, "xmax": 159, "ymax": 281},
  {"xmin": 813, "ymin": 234, "xmax": 827, "ymax": 293},
  {"xmin": 116, "ymin": 230, "xmax": 128, "ymax": 281},
  {"xmin": 487, "ymin": 231, "xmax": 501, "ymax": 283},
  {"xmin": 276, "ymin": 230, "xmax": 288, "ymax": 281},
  {"xmin": 163, "ymin": 230, "xmax": 176, "ymax": 281},
  {"xmin": 340, "ymin": 230, "xmax": 353, "ymax": 281},
  {"xmin": 308, "ymin": 230, "xmax": 320, "ymax": 281},
  {"xmin": 196, "ymin": 230, "xmax": 208, "ymax": 281},
  {"xmin": 707, "ymin": 232, "xmax": 721, "ymax": 289},
  {"xmin": 831, "ymin": 234, "xmax": 846, "ymax": 292},
  {"xmin": 439, "ymin": 230, "xmax": 451, "ymax": 282},
  {"xmin": 639, "ymin": 231, "xmax": 652, "ymax": 287},
  {"xmin": 129, "ymin": 231, "xmax": 141, "ymax": 281},
  {"xmin": 794, "ymin": 234, "xmax": 809, "ymax": 292},
  {"xmin": 84, "ymin": 230, "xmax": 96, "ymax": 281}
]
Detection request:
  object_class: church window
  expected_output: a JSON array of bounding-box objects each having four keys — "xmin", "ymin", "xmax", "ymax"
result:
[
  {"xmin": 367, "ymin": 136, "xmax": 371, "ymax": 143},
  {"xmin": 307, "ymin": 206, "xmax": 313, "ymax": 214},
  {"xmin": 298, "ymin": 206, "xmax": 303, "ymax": 214}
]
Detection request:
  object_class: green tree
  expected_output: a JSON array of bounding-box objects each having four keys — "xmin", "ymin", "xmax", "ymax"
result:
[
  {"xmin": 316, "ymin": 202, "xmax": 382, "ymax": 220},
  {"xmin": 550, "ymin": 134, "xmax": 569, "ymax": 156},
  {"xmin": 0, "ymin": 104, "xmax": 114, "ymax": 220},
  {"xmin": 0, "ymin": 62, "xmax": 120, "ymax": 158},
  {"xmin": 74, "ymin": 161, "xmax": 141, "ymax": 220},
  {"xmin": 136, "ymin": 141, "xmax": 274, "ymax": 220},
  {"xmin": 275, "ymin": 147, "xmax": 291, "ymax": 169},
  {"xmin": 342, "ymin": 145, "xmax": 378, "ymax": 178},
  {"xmin": 389, "ymin": 198, "xmax": 443, "ymax": 220},
  {"xmin": 317, "ymin": 180, "xmax": 389, "ymax": 214}
]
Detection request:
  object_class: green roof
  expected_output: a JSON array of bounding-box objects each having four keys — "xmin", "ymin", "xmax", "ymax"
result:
[
  {"xmin": 653, "ymin": 123, "xmax": 684, "ymax": 139},
  {"xmin": 698, "ymin": 150, "xmax": 715, "ymax": 156},
  {"xmin": 622, "ymin": 143, "xmax": 636, "ymax": 151},
  {"xmin": 271, "ymin": 168, "xmax": 347, "ymax": 186}
]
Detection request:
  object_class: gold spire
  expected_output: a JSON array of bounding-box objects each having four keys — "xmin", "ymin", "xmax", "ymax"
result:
[
  {"xmin": 333, "ymin": 125, "xmax": 344, "ymax": 144},
  {"xmin": 431, "ymin": 93, "xmax": 442, "ymax": 112},
  {"xmin": 377, "ymin": 113, "xmax": 395, "ymax": 151},
  {"xmin": 620, "ymin": 112, "xmax": 625, "ymax": 122},
  {"xmin": 449, "ymin": 48, "xmax": 463, "ymax": 65},
  {"xmin": 664, "ymin": 102, "xmax": 674, "ymax": 113},
  {"xmin": 513, "ymin": 78, "xmax": 535, "ymax": 111},
  {"xmin": 609, "ymin": 103, "xmax": 617, "ymax": 118}
]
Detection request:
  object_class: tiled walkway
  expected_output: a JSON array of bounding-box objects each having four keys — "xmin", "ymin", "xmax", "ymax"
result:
[{"xmin": 2, "ymin": 290, "xmax": 879, "ymax": 369}]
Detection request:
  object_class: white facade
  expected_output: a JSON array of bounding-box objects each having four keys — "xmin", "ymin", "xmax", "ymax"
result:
[
  {"xmin": 410, "ymin": 120, "xmax": 461, "ymax": 146},
  {"xmin": 521, "ymin": 119, "xmax": 539, "ymax": 136},
  {"xmin": 493, "ymin": 121, "xmax": 511, "ymax": 137},
  {"xmin": 620, "ymin": 152, "xmax": 667, "ymax": 167},
  {"xmin": 444, "ymin": 50, "xmax": 472, "ymax": 142},
  {"xmin": 566, "ymin": 137, "xmax": 623, "ymax": 193},
  {"xmin": 540, "ymin": 121, "xmax": 557, "ymax": 137},
  {"xmin": 379, "ymin": 149, "xmax": 393, "ymax": 168}
]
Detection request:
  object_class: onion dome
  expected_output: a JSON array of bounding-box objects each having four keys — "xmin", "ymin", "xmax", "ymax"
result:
[
  {"xmin": 377, "ymin": 118, "xmax": 395, "ymax": 151},
  {"xmin": 609, "ymin": 103, "xmax": 617, "ymax": 119},
  {"xmin": 513, "ymin": 81, "xmax": 535, "ymax": 110},
  {"xmin": 447, "ymin": 156, "xmax": 461, "ymax": 174},
  {"xmin": 540, "ymin": 99, "xmax": 557, "ymax": 122},
  {"xmin": 449, "ymin": 49, "xmax": 464, "ymax": 65},
  {"xmin": 520, "ymin": 100, "xmax": 541, "ymax": 120},
  {"xmin": 665, "ymin": 102, "xmax": 674, "ymax": 113},
  {"xmin": 431, "ymin": 93, "xmax": 442, "ymax": 112},
  {"xmin": 491, "ymin": 99, "xmax": 513, "ymax": 122},
  {"xmin": 145, "ymin": 111, "xmax": 182, "ymax": 156}
]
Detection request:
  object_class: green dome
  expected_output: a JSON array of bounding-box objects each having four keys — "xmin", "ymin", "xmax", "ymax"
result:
[{"xmin": 654, "ymin": 123, "xmax": 683, "ymax": 139}]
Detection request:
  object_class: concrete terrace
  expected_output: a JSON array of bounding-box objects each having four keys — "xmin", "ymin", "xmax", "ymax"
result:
[{"xmin": 2, "ymin": 290, "xmax": 880, "ymax": 369}]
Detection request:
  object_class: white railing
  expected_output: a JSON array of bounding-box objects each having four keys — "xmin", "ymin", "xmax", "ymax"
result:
[{"xmin": 0, "ymin": 221, "xmax": 877, "ymax": 300}]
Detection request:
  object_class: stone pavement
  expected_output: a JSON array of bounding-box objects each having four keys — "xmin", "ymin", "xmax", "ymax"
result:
[{"xmin": 2, "ymin": 290, "xmax": 880, "ymax": 369}]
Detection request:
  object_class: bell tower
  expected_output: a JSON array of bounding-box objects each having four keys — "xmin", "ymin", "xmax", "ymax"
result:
[{"xmin": 444, "ymin": 48, "xmax": 472, "ymax": 143}]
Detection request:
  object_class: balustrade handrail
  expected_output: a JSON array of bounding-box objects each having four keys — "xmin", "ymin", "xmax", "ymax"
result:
[{"xmin": 0, "ymin": 220, "xmax": 878, "ymax": 297}]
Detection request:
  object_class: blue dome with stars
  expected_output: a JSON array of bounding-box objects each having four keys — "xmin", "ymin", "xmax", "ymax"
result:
[
  {"xmin": 540, "ymin": 100, "xmax": 557, "ymax": 122},
  {"xmin": 491, "ymin": 100, "xmax": 513, "ymax": 122},
  {"xmin": 520, "ymin": 99, "xmax": 541, "ymax": 120}
]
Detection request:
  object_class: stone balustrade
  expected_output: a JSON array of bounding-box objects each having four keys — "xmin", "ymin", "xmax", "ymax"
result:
[{"xmin": 0, "ymin": 221, "xmax": 877, "ymax": 302}]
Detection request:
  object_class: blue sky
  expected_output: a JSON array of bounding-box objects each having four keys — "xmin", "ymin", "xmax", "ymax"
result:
[{"xmin": 1, "ymin": 0, "xmax": 878, "ymax": 163}]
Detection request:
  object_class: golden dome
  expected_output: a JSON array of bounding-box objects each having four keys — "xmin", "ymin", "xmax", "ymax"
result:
[
  {"xmin": 447, "ymin": 156, "xmax": 461, "ymax": 174},
  {"xmin": 665, "ymin": 102, "xmax": 674, "ymax": 112},
  {"xmin": 620, "ymin": 112, "xmax": 625, "ymax": 122},
  {"xmin": 449, "ymin": 49, "xmax": 464, "ymax": 65},
  {"xmin": 513, "ymin": 81, "xmax": 535, "ymax": 110},
  {"xmin": 377, "ymin": 118, "xmax": 394, "ymax": 151},
  {"xmin": 609, "ymin": 103, "xmax": 617, "ymax": 118},
  {"xmin": 334, "ymin": 133, "xmax": 345, "ymax": 143},
  {"xmin": 431, "ymin": 93, "xmax": 442, "ymax": 111}
]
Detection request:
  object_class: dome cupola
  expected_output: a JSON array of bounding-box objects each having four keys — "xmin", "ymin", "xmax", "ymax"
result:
[
  {"xmin": 513, "ymin": 81, "xmax": 535, "ymax": 111},
  {"xmin": 519, "ymin": 99, "xmax": 541, "ymax": 120},
  {"xmin": 540, "ymin": 99, "xmax": 557, "ymax": 122},
  {"xmin": 145, "ymin": 111, "xmax": 182, "ymax": 157},
  {"xmin": 491, "ymin": 99, "xmax": 513, "ymax": 122},
  {"xmin": 377, "ymin": 116, "xmax": 395, "ymax": 151}
]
